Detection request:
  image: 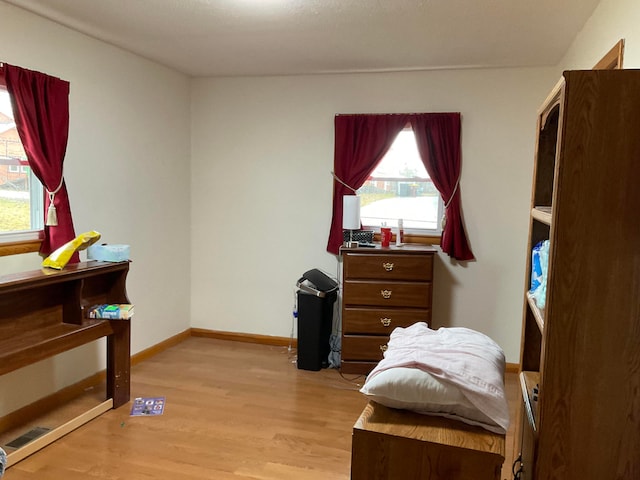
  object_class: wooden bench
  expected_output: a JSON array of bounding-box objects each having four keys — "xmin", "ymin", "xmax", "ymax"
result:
[
  {"xmin": 351, "ymin": 401, "xmax": 505, "ymax": 480},
  {"xmin": 0, "ymin": 261, "xmax": 131, "ymax": 466}
]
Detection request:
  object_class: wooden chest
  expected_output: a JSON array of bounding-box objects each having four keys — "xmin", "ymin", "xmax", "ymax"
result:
[{"xmin": 351, "ymin": 401, "xmax": 505, "ymax": 480}]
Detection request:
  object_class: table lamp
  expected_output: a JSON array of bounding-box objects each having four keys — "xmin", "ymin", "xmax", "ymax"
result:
[{"xmin": 343, "ymin": 195, "xmax": 361, "ymax": 247}]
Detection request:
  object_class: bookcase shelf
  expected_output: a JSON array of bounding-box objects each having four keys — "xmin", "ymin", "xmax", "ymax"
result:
[
  {"xmin": 530, "ymin": 207, "xmax": 552, "ymax": 225},
  {"xmin": 525, "ymin": 293, "xmax": 544, "ymax": 333},
  {"xmin": 519, "ymin": 371, "xmax": 540, "ymax": 433}
]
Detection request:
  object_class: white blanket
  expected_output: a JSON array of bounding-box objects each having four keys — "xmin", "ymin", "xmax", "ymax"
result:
[{"xmin": 367, "ymin": 322, "xmax": 510, "ymax": 433}]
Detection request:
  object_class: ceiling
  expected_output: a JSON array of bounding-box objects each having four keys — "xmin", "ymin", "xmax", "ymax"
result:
[{"xmin": 4, "ymin": 0, "xmax": 601, "ymax": 77}]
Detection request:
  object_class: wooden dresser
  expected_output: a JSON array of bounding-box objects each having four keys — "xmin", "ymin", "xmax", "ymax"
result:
[{"xmin": 340, "ymin": 245, "xmax": 436, "ymax": 374}]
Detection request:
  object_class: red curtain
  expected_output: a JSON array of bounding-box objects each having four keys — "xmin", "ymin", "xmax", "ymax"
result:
[
  {"xmin": 410, "ymin": 113, "xmax": 474, "ymax": 260},
  {"xmin": 1, "ymin": 63, "xmax": 78, "ymax": 261},
  {"xmin": 326, "ymin": 114, "xmax": 408, "ymax": 254}
]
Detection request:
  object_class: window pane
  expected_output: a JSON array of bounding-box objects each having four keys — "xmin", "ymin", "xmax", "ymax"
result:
[
  {"xmin": 0, "ymin": 89, "xmax": 43, "ymax": 235},
  {"xmin": 369, "ymin": 130, "xmax": 429, "ymax": 180},
  {"xmin": 357, "ymin": 130, "xmax": 442, "ymax": 232}
]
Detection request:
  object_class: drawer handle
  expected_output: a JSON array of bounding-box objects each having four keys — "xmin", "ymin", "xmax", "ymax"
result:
[
  {"xmin": 380, "ymin": 344, "xmax": 388, "ymax": 353},
  {"xmin": 512, "ymin": 454, "xmax": 523, "ymax": 478},
  {"xmin": 380, "ymin": 289, "xmax": 392, "ymax": 299},
  {"xmin": 382, "ymin": 262, "xmax": 394, "ymax": 272},
  {"xmin": 380, "ymin": 318, "xmax": 392, "ymax": 327}
]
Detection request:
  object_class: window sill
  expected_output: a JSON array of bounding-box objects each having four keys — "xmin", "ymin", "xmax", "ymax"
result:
[
  {"xmin": 371, "ymin": 232, "xmax": 441, "ymax": 246},
  {"xmin": 0, "ymin": 239, "xmax": 41, "ymax": 257},
  {"xmin": 403, "ymin": 233, "xmax": 441, "ymax": 245}
]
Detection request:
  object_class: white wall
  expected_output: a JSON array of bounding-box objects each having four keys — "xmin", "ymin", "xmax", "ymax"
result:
[
  {"xmin": 191, "ymin": 67, "xmax": 558, "ymax": 363},
  {"xmin": 559, "ymin": 0, "xmax": 640, "ymax": 69},
  {"xmin": 0, "ymin": 2, "xmax": 191, "ymax": 414}
]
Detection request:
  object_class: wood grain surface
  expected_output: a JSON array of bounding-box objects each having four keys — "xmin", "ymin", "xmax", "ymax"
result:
[{"xmin": 4, "ymin": 337, "xmax": 519, "ymax": 479}]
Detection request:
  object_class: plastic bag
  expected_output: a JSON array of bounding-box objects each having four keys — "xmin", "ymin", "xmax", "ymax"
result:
[
  {"xmin": 0, "ymin": 446, "xmax": 6, "ymax": 477},
  {"xmin": 530, "ymin": 240, "xmax": 550, "ymax": 309},
  {"xmin": 42, "ymin": 230, "xmax": 101, "ymax": 270}
]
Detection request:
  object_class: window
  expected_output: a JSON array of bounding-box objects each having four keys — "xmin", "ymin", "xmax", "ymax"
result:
[
  {"xmin": 328, "ymin": 112, "xmax": 472, "ymax": 259},
  {"xmin": 0, "ymin": 87, "xmax": 44, "ymax": 241},
  {"xmin": 357, "ymin": 129, "xmax": 443, "ymax": 234}
]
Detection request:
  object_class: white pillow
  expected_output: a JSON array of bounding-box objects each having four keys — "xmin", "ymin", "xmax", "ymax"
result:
[{"xmin": 360, "ymin": 366, "xmax": 498, "ymax": 430}]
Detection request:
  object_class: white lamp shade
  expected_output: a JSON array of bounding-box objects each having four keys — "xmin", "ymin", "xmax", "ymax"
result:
[{"xmin": 342, "ymin": 195, "xmax": 361, "ymax": 230}]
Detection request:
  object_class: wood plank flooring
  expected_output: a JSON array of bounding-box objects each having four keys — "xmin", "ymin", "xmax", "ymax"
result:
[{"xmin": 5, "ymin": 337, "xmax": 519, "ymax": 479}]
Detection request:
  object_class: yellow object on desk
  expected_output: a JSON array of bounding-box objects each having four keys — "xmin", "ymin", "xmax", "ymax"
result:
[{"xmin": 42, "ymin": 230, "xmax": 101, "ymax": 270}]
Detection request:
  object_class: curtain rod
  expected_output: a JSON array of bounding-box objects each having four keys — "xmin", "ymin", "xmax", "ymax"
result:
[
  {"xmin": 335, "ymin": 112, "xmax": 459, "ymax": 116},
  {"xmin": 335, "ymin": 113, "xmax": 413, "ymax": 116}
]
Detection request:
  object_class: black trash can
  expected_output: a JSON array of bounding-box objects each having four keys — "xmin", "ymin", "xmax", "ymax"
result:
[{"xmin": 295, "ymin": 269, "xmax": 338, "ymax": 371}]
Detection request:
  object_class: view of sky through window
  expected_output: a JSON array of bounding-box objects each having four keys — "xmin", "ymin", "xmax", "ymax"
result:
[{"xmin": 358, "ymin": 129, "xmax": 442, "ymax": 232}]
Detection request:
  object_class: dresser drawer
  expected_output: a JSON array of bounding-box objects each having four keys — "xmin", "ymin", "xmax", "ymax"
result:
[
  {"xmin": 342, "ymin": 335, "xmax": 390, "ymax": 362},
  {"xmin": 343, "ymin": 308, "xmax": 430, "ymax": 334},
  {"xmin": 344, "ymin": 254, "xmax": 433, "ymax": 281},
  {"xmin": 340, "ymin": 360, "xmax": 378, "ymax": 375},
  {"xmin": 343, "ymin": 281, "xmax": 432, "ymax": 308}
]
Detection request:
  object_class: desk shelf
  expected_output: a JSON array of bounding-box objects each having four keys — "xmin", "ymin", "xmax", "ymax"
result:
[{"xmin": 0, "ymin": 320, "xmax": 113, "ymax": 376}]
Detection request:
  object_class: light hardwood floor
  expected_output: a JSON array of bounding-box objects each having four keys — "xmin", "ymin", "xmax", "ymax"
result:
[{"xmin": 5, "ymin": 337, "xmax": 519, "ymax": 479}]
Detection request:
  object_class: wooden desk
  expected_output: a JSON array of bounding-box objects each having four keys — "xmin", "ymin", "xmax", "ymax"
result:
[
  {"xmin": 0, "ymin": 261, "xmax": 131, "ymax": 464},
  {"xmin": 351, "ymin": 401, "xmax": 505, "ymax": 480}
]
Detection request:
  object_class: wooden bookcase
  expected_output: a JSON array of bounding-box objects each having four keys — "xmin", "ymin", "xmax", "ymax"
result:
[{"xmin": 515, "ymin": 70, "xmax": 640, "ymax": 479}]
